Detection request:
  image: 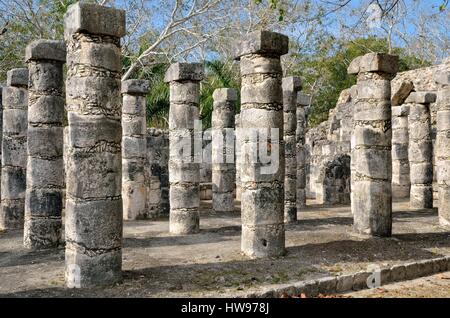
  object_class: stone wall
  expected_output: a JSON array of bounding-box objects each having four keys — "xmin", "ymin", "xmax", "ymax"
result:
[
  {"xmin": 305, "ymin": 88, "xmax": 353, "ymax": 205},
  {"xmin": 391, "ymin": 59, "xmax": 450, "ymax": 199}
]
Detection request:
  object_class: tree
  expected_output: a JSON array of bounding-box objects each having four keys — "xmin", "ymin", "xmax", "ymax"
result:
[{"xmin": 289, "ymin": 36, "xmax": 428, "ymax": 127}]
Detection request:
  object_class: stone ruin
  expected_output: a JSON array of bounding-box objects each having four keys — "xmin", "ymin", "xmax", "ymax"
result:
[
  {"xmin": 0, "ymin": 1, "xmax": 449, "ymax": 289},
  {"xmin": 305, "ymin": 88, "xmax": 353, "ymax": 205}
]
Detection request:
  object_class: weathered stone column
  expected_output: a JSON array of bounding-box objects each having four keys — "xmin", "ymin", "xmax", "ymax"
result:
[
  {"xmin": 235, "ymin": 113, "xmax": 242, "ymax": 201},
  {"xmin": 348, "ymin": 53, "xmax": 398, "ymax": 237},
  {"xmin": 0, "ymin": 86, "xmax": 2, "ymax": 200},
  {"xmin": 391, "ymin": 104, "xmax": 410, "ymax": 198},
  {"xmin": 121, "ymin": 80, "xmax": 149, "ymax": 220},
  {"xmin": 146, "ymin": 128, "xmax": 169, "ymax": 218},
  {"xmin": 296, "ymin": 93, "xmax": 309, "ymax": 210},
  {"xmin": 24, "ymin": 40, "xmax": 66, "ymax": 249},
  {"xmin": 212, "ymin": 88, "xmax": 236, "ymax": 213},
  {"xmin": 435, "ymin": 71, "xmax": 450, "ymax": 227},
  {"xmin": 165, "ymin": 63, "xmax": 204, "ymax": 234},
  {"xmin": 406, "ymin": 92, "xmax": 435, "ymax": 209},
  {"xmin": 64, "ymin": 3, "xmax": 125, "ymax": 287},
  {"xmin": 234, "ymin": 30, "xmax": 287, "ymax": 258},
  {"xmin": 282, "ymin": 77, "xmax": 301, "ymax": 223},
  {"xmin": 0, "ymin": 68, "xmax": 28, "ymax": 230}
]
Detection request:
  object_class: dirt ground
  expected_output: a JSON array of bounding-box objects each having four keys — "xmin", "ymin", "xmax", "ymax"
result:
[
  {"xmin": 345, "ymin": 271, "xmax": 450, "ymax": 298},
  {"xmin": 0, "ymin": 199, "xmax": 449, "ymax": 297}
]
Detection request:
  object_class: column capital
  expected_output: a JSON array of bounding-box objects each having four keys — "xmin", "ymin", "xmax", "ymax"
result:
[
  {"xmin": 213, "ymin": 88, "xmax": 238, "ymax": 103},
  {"xmin": 282, "ymin": 76, "xmax": 302, "ymax": 93},
  {"xmin": 6, "ymin": 68, "xmax": 28, "ymax": 87},
  {"xmin": 121, "ymin": 79, "xmax": 150, "ymax": 95},
  {"xmin": 233, "ymin": 30, "xmax": 289, "ymax": 60},
  {"xmin": 25, "ymin": 40, "xmax": 66, "ymax": 63},
  {"xmin": 64, "ymin": 2, "xmax": 126, "ymax": 39},
  {"xmin": 348, "ymin": 53, "xmax": 399, "ymax": 75},
  {"xmin": 164, "ymin": 62, "xmax": 204, "ymax": 83}
]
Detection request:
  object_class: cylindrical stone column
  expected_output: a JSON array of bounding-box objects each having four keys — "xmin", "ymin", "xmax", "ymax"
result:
[
  {"xmin": 212, "ymin": 88, "xmax": 236, "ymax": 213},
  {"xmin": 235, "ymin": 113, "xmax": 242, "ymax": 201},
  {"xmin": 0, "ymin": 86, "xmax": 3, "ymax": 201},
  {"xmin": 164, "ymin": 63, "xmax": 204, "ymax": 234},
  {"xmin": 282, "ymin": 77, "xmax": 301, "ymax": 223},
  {"xmin": 234, "ymin": 30, "xmax": 288, "ymax": 258},
  {"xmin": 296, "ymin": 93, "xmax": 309, "ymax": 210},
  {"xmin": 391, "ymin": 104, "xmax": 410, "ymax": 198},
  {"xmin": 347, "ymin": 53, "xmax": 398, "ymax": 237},
  {"xmin": 64, "ymin": 3, "xmax": 125, "ymax": 287},
  {"xmin": 406, "ymin": 92, "xmax": 436, "ymax": 209},
  {"xmin": 435, "ymin": 71, "xmax": 450, "ymax": 227},
  {"xmin": 24, "ymin": 40, "xmax": 66, "ymax": 249},
  {"xmin": 0, "ymin": 68, "xmax": 28, "ymax": 230},
  {"xmin": 121, "ymin": 80, "xmax": 149, "ymax": 220}
]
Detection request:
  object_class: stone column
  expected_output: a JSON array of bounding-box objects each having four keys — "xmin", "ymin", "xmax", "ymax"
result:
[
  {"xmin": 391, "ymin": 104, "xmax": 410, "ymax": 198},
  {"xmin": 0, "ymin": 68, "xmax": 28, "ymax": 230},
  {"xmin": 406, "ymin": 92, "xmax": 436, "ymax": 209},
  {"xmin": 349, "ymin": 85, "xmax": 358, "ymax": 214},
  {"xmin": 64, "ymin": 3, "xmax": 125, "ymax": 287},
  {"xmin": 212, "ymin": 88, "xmax": 236, "ymax": 213},
  {"xmin": 164, "ymin": 63, "xmax": 204, "ymax": 234},
  {"xmin": 24, "ymin": 40, "xmax": 66, "ymax": 249},
  {"xmin": 435, "ymin": 71, "xmax": 450, "ymax": 227},
  {"xmin": 121, "ymin": 80, "xmax": 149, "ymax": 220},
  {"xmin": 296, "ymin": 93, "xmax": 309, "ymax": 210},
  {"xmin": 282, "ymin": 77, "xmax": 301, "ymax": 223},
  {"xmin": 146, "ymin": 128, "xmax": 169, "ymax": 218},
  {"xmin": 235, "ymin": 113, "xmax": 242, "ymax": 201},
  {"xmin": 347, "ymin": 53, "xmax": 398, "ymax": 237},
  {"xmin": 234, "ymin": 30, "xmax": 288, "ymax": 258},
  {"xmin": 0, "ymin": 86, "xmax": 2, "ymax": 201}
]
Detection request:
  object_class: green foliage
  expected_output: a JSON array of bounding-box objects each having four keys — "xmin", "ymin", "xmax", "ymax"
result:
[
  {"xmin": 200, "ymin": 60, "xmax": 240, "ymax": 129},
  {"xmin": 0, "ymin": 0, "xmax": 82, "ymax": 82},
  {"xmin": 142, "ymin": 63, "xmax": 170, "ymax": 128},
  {"xmin": 290, "ymin": 36, "xmax": 430, "ymax": 127},
  {"xmin": 139, "ymin": 60, "xmax": 240, "ymax": 129}
]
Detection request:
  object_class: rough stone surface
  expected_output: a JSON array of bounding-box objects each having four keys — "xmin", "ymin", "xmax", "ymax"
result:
[
  {"xmin": 146, "ymin": 128, "xmax": 169, "ymax": 218},
  {"xmin": 237, "ymin": 30, "xmax": 287, "ymax": 258},
  {"xmin": 349, "ymin": 53, "xmax": 398, "ymax": 237},
  {"xmin": 166, "ymin": 62, "xmax": 204, "ymax": 234},
  {"xmin": 164, "ymin": 63, "xmax": 204, "ymax": 83},
  {"xmin": 321, "ymin": 154, "xmax": 351, "ymax": 205},
  {"xmin": 347, "ymin": 53, "xmax": 399, "ymax": 75},
  {"xmin": 24, "ymin": 40, "xmax": 65, "ymax": 249},
  {"xmin": 0, "ymin": 68, "xmax": 28, "ymax": 230},
  {"xmin": 6, "ymin": 68, "xmax": 29, "ymax": 87},
  {"xmin": 408, "ymin": 101, "xmax": 433, "ymax": 209},
  {"xmin": 436, "ymin": 70, "xmax": 450, "ymax": 227},
  {"xmin": 0, "ymin": 86, "xmax": 2, "ymax": 211},
  {"xmin": 121, "ymin": 79, "xmax": 150, "ymax": 95},
  {"xmin": 305, "ymin": 89, "xmax": 352, "ymax": 205},
  {"xmin": 25, "ymin": 40, "xmax": 66, "ymax": 63},
  {"xmin": 391, "ymin": 80, "xmax": 414, "ymax": 106},
  {"xmin": 296, "ymin": 93, "xmax": 310, "ymax": 208},
  {"xmin": 392, "ymin": 104, "xmax": 410, "ymax": 198},
  {"xmin": 233, "ymin": 30, "xmax": 289, "ymax": 60},
  {"xmin": 64, "ymin": 2, "xmax": 126, "ymax": 39},
  {"xmin": 235, "ymin": 114, "xmax": 242, "ymax": 201},
  {"xmin": 405, "ymin": 91, "xmax": 437, "ymax": 104},
  {"xmin": 122, "ymin": 80, "xmax": 149, "ymax": 220},
  {"xmin": 391, "ymin": 60, "xmax": 450, "ymax": 201},
  {"xmin": 212, "ymin": 88, "xmax": 236, "ymax": 213},
  {"xmin": 64, "ymin": 5, "xmax": 124, "ymax": 287},
  {"xmin": 283, "ymin": 77, "xmax": 301, "ymax": 222}
]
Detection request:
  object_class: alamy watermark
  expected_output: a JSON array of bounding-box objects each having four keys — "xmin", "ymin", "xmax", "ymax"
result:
[{"xmin": 171, "ymin": 120, "xmax": 281, "ymax": 175}]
